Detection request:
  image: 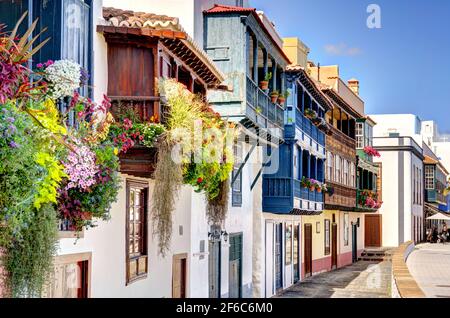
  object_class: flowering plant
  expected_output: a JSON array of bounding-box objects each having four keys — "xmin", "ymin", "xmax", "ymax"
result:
[
  {"xmin": 63, "ymin": 141, "xmax": 99, "ymax": 191},
  {"xmin": 304, "ymin": 108, "xmax": 318, "ymax": 120},
  {"xmin": 43, "ymin": 59, "xmax": 82, "ymax": 99},
  {"xmin": 363, "ymin": 146, "xmax": 381, "ymax": 157},
  {"xmin": 109, "ymin": 118, "xmax": 165, "ymax": 153}
]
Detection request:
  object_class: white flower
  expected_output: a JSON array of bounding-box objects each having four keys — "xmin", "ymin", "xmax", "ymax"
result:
[{"xmin": 45, "ymin": 60, "xmax": 81, "ymax": 99}]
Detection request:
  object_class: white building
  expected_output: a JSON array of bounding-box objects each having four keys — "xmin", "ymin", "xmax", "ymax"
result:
[
  {"xmin": 39, "ymin": 0, "xmax": 257, "ymax": 298},
  {"xmin": 372, "ymin": 136, "xmax": 424, "ymax": 246}
]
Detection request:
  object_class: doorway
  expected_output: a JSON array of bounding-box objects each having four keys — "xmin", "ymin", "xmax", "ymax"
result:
[
  {"xmin": 352, "ymin": 224, "xmax": 358, "ymax": 263},
  {"xmin": 275, "ymin": 223, "xmax": 283, "ymax": 291},
  {"xmin": 293, "ymin": 225, "xmax": 300, "ymax": 283},
  {"xmin": 331, "ymin": 223, "xmax": 338, "ymax": 269},
  {"xmin": 229, "ymin": 233, "xmax": 243, "ymax": 298},
  {"xmin": 172, "ymin": 254, "xmax": 187, "ymax": 298},
  {"xmin": 365, "ymin": 214, "xmax": 382, "ymax": 247},
  {"xmin": 304, "ymin": 224, "xmax": 312, "ymax": 277},
  {"xmin": 209, "ymin": 241, "xmax": 221, "ymax": 298}
]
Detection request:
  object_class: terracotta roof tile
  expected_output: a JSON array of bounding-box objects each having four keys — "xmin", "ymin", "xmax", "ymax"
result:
[
  {"xmin": 100, "ymin": 7, "xmax": 225, "ymax": 86},
  {"xmin": 204, "ymin": 4, "xmax": 256, "ymax": 13}
]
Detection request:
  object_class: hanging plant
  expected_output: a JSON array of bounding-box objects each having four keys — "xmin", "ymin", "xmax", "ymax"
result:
[{"xmin": 152, "ymin": 79, "xmax": 236, "ymax": 255}]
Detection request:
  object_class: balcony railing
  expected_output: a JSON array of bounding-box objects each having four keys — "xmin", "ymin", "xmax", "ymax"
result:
[
  {"xmin": 295, "ymin": 111, "xmax": 325, "ymax": 146},
  {"xmin": 356, "ymin": 189, "xmax": 380, "ymax": 211},
  {"xmin": 110, "ymin": 96, "xmax": 161, "ymax": 123},
  {"xmin": 246, "ymin": 76, "xmax": 284, "ymax": 128},
  {"xmin": 263, "ymin": 177, "xmax": 324, "ymax": 203}
]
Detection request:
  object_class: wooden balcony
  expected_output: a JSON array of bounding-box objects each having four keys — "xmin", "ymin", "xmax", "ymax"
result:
[
  {"xmin": 110, "ymin": 96, "xmax": 161, "ymax": 178},
  {"xmin": 110, "ymin": 96, "xmax": 160, "ymax": 123},
  {"xmin": 324, "ymin": 182, "xmax": 356, "ymax": 210}
]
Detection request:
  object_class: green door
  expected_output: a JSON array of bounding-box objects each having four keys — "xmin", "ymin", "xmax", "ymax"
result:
[{"xmin": 229, "ymin": 233, "xmax": 243, "ymax": 298}]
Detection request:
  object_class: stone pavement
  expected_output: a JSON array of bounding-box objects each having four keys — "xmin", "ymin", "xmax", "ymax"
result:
[
  {"xmin": 276, "ymin": 261, "xmax": 392, "ymax": 298},
  {"xmin": 407, "ymin": 243, "xmax": 450, "ymax": 298}
]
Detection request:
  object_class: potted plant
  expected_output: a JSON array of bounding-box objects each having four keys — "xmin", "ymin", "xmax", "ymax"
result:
[
  {"xmin": 301, "ymin": 176, "xmax": 311, "ymax": 189},
  {"xmin": 259, "ymin": 72, "xmax": 272, "ymax": 90},
  {"xmin": 309, "ymin": 179, "xmax": 317, "ymax": 192},
  {"xmin": 270, "ymin": 90, "xmax": 279, "ymax": 103},
  {"xmin": 304, "ymin": 108, "xmax": 318, "ymax": 120},
  {"xmin": 316, "ymin": 183, "xmax": 322, "ymax": 193},
  {"xmin": 277, "ymin": 91, "xmax": 290, "ymax": 106}
]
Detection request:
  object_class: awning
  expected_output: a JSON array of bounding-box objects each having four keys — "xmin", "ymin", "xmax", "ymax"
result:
[{"xmin": 426, "ymin": 212, "xmax": 450, "ymax": 221}]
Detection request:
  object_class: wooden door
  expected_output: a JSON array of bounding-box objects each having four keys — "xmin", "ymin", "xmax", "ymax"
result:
[
  {"xmin": 275, "ymin": 223, "xmax": 283, "ymax": 291},
  {"xmin": 208, "ymin": 241, "xmax": 221, "ymax": 298},
  {"xmin": 304, "ymin": 224, "xmax": 312, "ymax": 277},
  {"xmin": 331, "ymin": 223, "xmax": 338, "ymax": 269},
  {"xmin": 172, "ymin": 254, "xmax": 187, "ymax": 298},
  {"xmin": 293, "ymin": 225, "xmax": 300, "ymax": 283},
  {"xmin": 365, "ymin": 214, "xmax": 382, "ymax": 247},
  {"xmin": 352, "ymin": 224, "xmax": 358, "ymax": 263},
  {"xmin": 228, "ymin": 233, "xmax": 243, "ymax": 298}
]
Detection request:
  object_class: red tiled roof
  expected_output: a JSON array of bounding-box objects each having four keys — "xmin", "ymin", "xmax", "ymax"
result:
[
  {"xmin": 205, "ymin": 4, "xmax": 256, "ymax": 13},
  {"xmin": 99, "ymin": 7, "xmax": 225, "ymax": 86},
  {"xmin": 204, "ymin": 4, "xmax": 291, "ymax": 64}
]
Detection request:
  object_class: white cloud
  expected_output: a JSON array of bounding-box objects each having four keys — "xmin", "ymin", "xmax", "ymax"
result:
[{"xmin": 324, "ymin": 43, "xmax": 362, "ymax": 56}]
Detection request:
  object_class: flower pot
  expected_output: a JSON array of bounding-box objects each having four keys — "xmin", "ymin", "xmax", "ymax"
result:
[
  {"xmin": 317, "ymin": 188, "xmax": 322, "ymax": 193},
  {"xmin": 277, "ymin": 97, "xmax": 286, "ymax": 106},
  {"xmin": 309, "ymin": 186, "xmax": 316, "ymax": 192},
  {"xmin": 259, "ymin": 81, "xmax": 269, "ymax": 90}
]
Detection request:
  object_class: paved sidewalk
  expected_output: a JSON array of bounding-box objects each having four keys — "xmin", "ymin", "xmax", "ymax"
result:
[
  {"xmin": 407, "ymin": 243, "xmax": 450, "ymax": 298},
  {"xmin": 276, "ymin": 261, "xmax": 392, "ymax": 298}
]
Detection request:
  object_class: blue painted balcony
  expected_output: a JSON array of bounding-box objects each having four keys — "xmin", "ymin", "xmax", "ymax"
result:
[
  {"xmin": 263, "ymin": 176, "xmax": 324, "ymax": 214},
  {"xmin": 262, "ymin": 141, "xmax": 325, "ymax": 215}
]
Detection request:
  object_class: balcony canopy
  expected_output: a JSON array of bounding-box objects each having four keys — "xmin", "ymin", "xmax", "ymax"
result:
[{"xmin": 98, "ymin": 7, "xmax": 225, "ymax": 88}]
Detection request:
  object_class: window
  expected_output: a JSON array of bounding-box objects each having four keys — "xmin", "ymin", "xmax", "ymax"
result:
[
  {"xmin": 350, "ymin": 163, "xmax": 356, "ymax": 187},
  {"xmin": 335, "ymin": 155, "xmax": 341, "ymax": 184},
  {"xmin": 324, "ymin": 220, "xmax": 331, "ymax": 255},
  {"xmin": 425, "ymin": 166, "xmax": 435, "ymax": 190},
  {"xmin": 44, "ymin": 252, "xmax": 91, "ymax": 298},
  {"xmin": 327, "ymin": 151, "xmax": 333, "ymax": 181},
  {"xmin": 344, "ymin": 160, "xmax": 349, "ymax": 186},
  {"xmin": 344, "ymin": 213, "xmax": 349, "ymax": 246},
  {"xmin": 126, "ymin": 181, "xmax": 149, "ymax": 284},
  {"xmin": 285, "ymin": 224, "xmax": 292, "ymax": 265},
  {"xmin": 232, "ymin": 143, "xmax": 243, "ymax": 207},
  {"xmin": 356, "ymin": 122, "xmax": 364, "ymax": 149}
]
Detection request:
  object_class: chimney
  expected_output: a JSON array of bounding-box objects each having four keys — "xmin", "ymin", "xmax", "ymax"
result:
[{"xmin": 348, "ymin": 78, "xmax": 359, "ymax": 95}]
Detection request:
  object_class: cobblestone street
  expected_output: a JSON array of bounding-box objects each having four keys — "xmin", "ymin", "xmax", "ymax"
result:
[
  {"xmin": 407, "ymin": 243, "xmax": 450, "ymax": 298},
  {"xmin": 276, "ymin": 261, "xmax": 392, "ymax": 298}
]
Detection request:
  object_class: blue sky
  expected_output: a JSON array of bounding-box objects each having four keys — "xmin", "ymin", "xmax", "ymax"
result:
[{"xmin": 255, "ymin": 0, "xmax": 450, "ymax": 132}]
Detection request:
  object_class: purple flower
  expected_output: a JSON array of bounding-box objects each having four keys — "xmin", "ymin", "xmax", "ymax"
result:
[
  {"xmin": 9, "ymin": 141, "xmax": 19, "ymax": 148},
  {"xmin": 36, "ymin": 63, "xmax": 44, "ymax": 69},
  {"xmin": 80, "ymin": 67, "xmax": 90, "ymax": 86},
  {"xmin": 6, "ymin": 117, "xmax": 15, "ymax": 123}
]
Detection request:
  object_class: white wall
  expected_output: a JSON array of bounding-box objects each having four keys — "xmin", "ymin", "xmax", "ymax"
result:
[
  {"xmin": 373, "ymin": 142, "xmax": 424, "ymax": 247},
  {"xmin": 370, "ymin": 114, "xmax": 422, "ymax": 145},
  {"xmin": 374, "ymin": 150, "xmax": 399, "ymax": 247},
  {"xmin": 57, "ymin": 176, "xmax": 207, "ymax": 297}
]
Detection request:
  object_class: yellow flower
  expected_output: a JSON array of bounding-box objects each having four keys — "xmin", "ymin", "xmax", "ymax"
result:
[{"xmin": 114, "ymin": 148, "xmax": 119, "ymax": 156}]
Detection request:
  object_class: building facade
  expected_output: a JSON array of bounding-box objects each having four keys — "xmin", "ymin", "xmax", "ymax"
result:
[
  {"xmin": 372, "ymin": 136, "xmax": 424, "ymax": 246},
  {"xmin": 203, "ymin": 4, "xmax": 291, "ymax": 298}
]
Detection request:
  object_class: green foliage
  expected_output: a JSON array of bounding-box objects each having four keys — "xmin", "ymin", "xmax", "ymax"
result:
[
  {"xmin": 2, "ymin": 204, "xmax": 58, "ymax": 298},
  {"xmin": 134, "ymin": 123, "xmax": 165, "ymax": 148},
  {"xmin": 34, "ymin": 151, "xmax": 66, "ymax": 209},
  {"xmin": 264, "ymin": 72, "xmax": 272, "ymax": 82}
]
